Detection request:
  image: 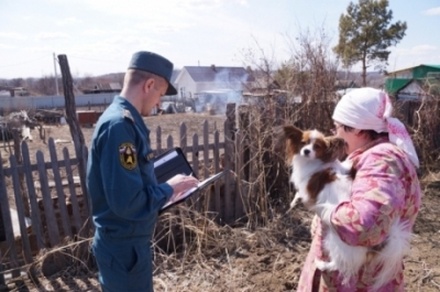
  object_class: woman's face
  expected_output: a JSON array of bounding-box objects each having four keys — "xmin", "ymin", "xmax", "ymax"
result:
[{"xmin": 332, "ymin": 122, "xmax": 359, "ymax": 155}]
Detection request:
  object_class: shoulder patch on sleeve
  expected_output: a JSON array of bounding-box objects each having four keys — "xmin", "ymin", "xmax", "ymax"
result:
[
  {"xmin": 122, "ymin": 109, "xmax": 134, "ymax": 123},
  {"xmin": 119, "ymin": 142, "xmax": 137, "ymax": 170}
]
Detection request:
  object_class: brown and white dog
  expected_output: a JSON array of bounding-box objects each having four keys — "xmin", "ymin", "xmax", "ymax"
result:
[{"xmin": 284, "ymin": 125, "xmax": 411, "ymax": 289}]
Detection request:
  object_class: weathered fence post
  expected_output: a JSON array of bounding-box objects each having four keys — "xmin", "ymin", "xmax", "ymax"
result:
[
  {"xmin": 57, "ymin": 54, "xmax": 91, "ymax": 228},
  {"xmin": 223, "ymin": 103, "xmax": 236, "ymax": 223},
  {"xmin": 0, "ymin": 152, "xmax": 20, "ymax": 278}
]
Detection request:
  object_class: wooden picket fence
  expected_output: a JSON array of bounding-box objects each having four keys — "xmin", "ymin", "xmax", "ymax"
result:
[{"xmin": 0, "ymin": 105, "xmax": 245, "ymax": 283}]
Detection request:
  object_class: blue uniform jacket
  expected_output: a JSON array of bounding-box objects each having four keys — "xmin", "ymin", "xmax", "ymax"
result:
[{"xmin": 86, "ymin": 95, "xmax": 173, "ymax": 241}]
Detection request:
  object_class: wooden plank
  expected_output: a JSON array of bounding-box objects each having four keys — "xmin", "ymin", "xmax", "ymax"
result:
[
  {"xmin": 58, "ymin": 54, "xmax": 86, "ymax": 178},
  {"xmin": 78, "ymin": 143, "xmax": 89, "ymax": 199},
  {"xmin": 203, "ymin": 121, "xmax": 210, "ymax": 179},
  {"xmin": 179, "ymin": 123, "xmax": 187, "ymax": 152},
  {"xmin": 201, "ymin": 121, "xmax": 210, "ymax": 212},
  {"xmin": 36, "ymin": 151, "xmax": 60, "ymax": 246},
  {"xmin": 48, "ymin": 138, "xmax": 72, "ymax": 238},
  {"xmin": 238, "ymin": 104, "xmax": 250, "ymax": 181},
  {"xmin": 21, "ymin": 142, "xmax": 45, "ymax": 250},
  {"xmin": 9, "ymin": 155, "xmax": 33, "ymax": 264},
  {"xmin": 190, "ymin": 136, "xmax": 199, "ymax": 209},
  {"xmin": 234, "ymin": 131, "xmax": 246, "ymax": 220},
  {"xmin": 223, "ymin": 120, "xmax": 233, "ymax": 223},
  {"xmin": 0, "ymin": 152, "xmax": 20, "ymax": 278},
  {"xmin": 155, "ymin": 126, "xmax": 162, "ymax": 152},
  {"xmin": 212, "ymin": 131, "xmax": 221, "ymax": 216},
  {"xmin": 63, "ymin": 147, "xmax": 83, "ymax": 234},
  {"xmin": 191, "ymin": 135, "xmax": 199, "ymax": 178},
  {"xmin": 234, "ymin": 132, "xmax": 245, "ymax": 222},
  {"xmin": 166, "ymin": 135, "xmax": 173, "ymax": 149},
  {"xmin": 80, "ymin": 144, "xmax": 91, "ymax": 211},
  {"xmin": 80, "ymin": 144, "xmax": 93, "ymax": 232}
]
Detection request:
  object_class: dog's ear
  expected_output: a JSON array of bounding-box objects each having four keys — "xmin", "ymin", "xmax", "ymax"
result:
[
  {"xmin": 327, "ymin": 137, "xmax": 347, "ymax": 161},
  {"xmin": 283, "ymin": 125, "xmax": 304, "ymax": 163},
  {"xmin": 283, "ymin": 125, "xmax": 303, "ymax": 143}
]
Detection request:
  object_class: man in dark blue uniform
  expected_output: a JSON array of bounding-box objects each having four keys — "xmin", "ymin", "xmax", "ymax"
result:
[{"xmin": 86, "ymin": 51, "xmax": 199, "ymax": 292}]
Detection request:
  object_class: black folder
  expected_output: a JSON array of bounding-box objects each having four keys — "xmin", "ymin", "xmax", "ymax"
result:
[
  {"xmin": 153, "ymin": 147, "xmax": 224, "ymax": 213},
  {"xmin": 153, "ymin": 147, "xmax": 196, "ymax": 183}
]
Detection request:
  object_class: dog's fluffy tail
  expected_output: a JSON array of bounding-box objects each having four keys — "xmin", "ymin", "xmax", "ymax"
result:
[{"xmin": 372, "ymin": 220, "xmax": 412, "ymax": 290}]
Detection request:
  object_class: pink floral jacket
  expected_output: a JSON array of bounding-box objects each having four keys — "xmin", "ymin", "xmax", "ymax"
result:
[{"xmin": 297, "ymin": 138, "xmax": 422, "ymax": 292}]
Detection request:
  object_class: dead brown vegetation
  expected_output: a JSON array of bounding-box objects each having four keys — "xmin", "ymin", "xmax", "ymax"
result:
[{"xmin": 1, "ymin": 108, "xmax": 439, "ymax": 291}]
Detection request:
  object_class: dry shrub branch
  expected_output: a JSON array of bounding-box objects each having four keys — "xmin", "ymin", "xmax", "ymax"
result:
[
  {"xmin": 403, "ymin": 97, "xmax": 440, "ymax": 172},
  {"xmin": 235, "ymin": 26, "xmax": 339, "ymax": 228}
]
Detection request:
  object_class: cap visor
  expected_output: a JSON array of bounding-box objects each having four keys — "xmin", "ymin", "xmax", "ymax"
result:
[{"xmin": 166, "ymin": 84, "xmax": 177, "ymax": 96}]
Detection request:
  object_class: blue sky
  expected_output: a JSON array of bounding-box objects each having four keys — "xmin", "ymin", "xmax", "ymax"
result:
[{"xmin": 0, "ymin": 0, "xmax": 439, "ymax": 79}]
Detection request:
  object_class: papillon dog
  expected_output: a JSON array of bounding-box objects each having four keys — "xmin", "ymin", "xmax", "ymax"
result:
[{"xmin": 284, "ymin": 125, "xmax": 412, "ymax": 289}]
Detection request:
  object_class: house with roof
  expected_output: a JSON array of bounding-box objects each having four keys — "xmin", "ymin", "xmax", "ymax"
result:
[
  {"xmin": 82, "ymin": 82, "xmax": 122, "ymax": 94},
  {"xmin": 385, "ymin": 64, "xmax": 440, "ymax": 100},
  {"xmin": 174, "ymin": 65, "xmax": 253, "ymax": 98},
  {"xmin": 173, "ymin": 65, "xmax": 254, "ymax": 113}
]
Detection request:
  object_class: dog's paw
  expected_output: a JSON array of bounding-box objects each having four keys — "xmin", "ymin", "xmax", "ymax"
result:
[
  {"xmin": 289, "ymin": 195, "xmax": 300, "ymax": 208},
  {"xmin": 289, "ymin": 199, "xmax": 297, "ymax": 209},
  {"xmin": 290, "ymin": 200, "xmax": 297, "ymax": 210},
  {"xmin": 315, "ymin": 259, "xmax": 336, "ymax": 271}
]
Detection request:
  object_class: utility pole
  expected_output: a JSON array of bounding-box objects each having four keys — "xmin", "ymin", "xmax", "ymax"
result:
[{"xmin": 53, "ymin": 52, "xmax": 60, "ymax": 95}]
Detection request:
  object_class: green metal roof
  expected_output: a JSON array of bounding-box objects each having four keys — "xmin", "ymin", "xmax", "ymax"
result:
[
  {"xmin": 387, "ymin": 64, "xmax": 440, "ymax": 77},
  {"xmin": 422, "ymin": 65, "xmax": 440, "ymax": 70},
  {"xmin": 385, "ymin": 78, "xmax": 412, "ymax": 95},
  {"xmin": 412, "ymin": 65, "xmax": 440, "ymax": 79}
]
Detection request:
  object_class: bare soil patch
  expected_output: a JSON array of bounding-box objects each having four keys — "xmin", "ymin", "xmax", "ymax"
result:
[{"xmin": 2, "ymin": 113, "xmax": 439, "ymax": 291}]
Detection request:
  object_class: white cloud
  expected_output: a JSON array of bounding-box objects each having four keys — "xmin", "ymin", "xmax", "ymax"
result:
[
  {"xmin": 411, "ymin": 44, "xmax": 438, "ymax": 52},
  {"xmin": 79, "ymin": 0, "xmax": 189, "ymax": 17},
  {"xmin": 389, "ymin": 44, "xmax": 440, "ymax": 69},
  {"xmin": 133, "ymin": 19, "xmax": 194, "ymax": 34},
  {"xmin": 0, "ymin": 44, "xmax": 15, "ymax": 49},
  {"xmin": 35, "ymin": 32, "xmax": 70, "ymax": 41},
  {"xmin": 56, "ymin": 17, "xmax": 83, "ymax": 26},
  {"xmin": 78, "ymin": 0, "xmax": 247, "ymax": 20},
  {"xmin": 394, "ymin": 44, "xmax": 438, "ymax": 57},
  {"xmin": 82, "ymin": 29, "xmax": 110, "ymax": 37},
  {"xmin": 424, "ymin": 7, "xmax": 440, "ymax": 16},
  {"xmin": 0, "ymin": 32, "xmax": 27, "ymax": 40}
]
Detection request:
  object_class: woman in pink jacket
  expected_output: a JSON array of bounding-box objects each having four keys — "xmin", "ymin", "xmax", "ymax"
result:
[{"xmin": 297, "ymin": 87, "xmax": 422, "ymax": 291}]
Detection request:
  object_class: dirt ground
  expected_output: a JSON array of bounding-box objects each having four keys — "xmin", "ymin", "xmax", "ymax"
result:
[{"xmin": 2, "ymin": 113, "xmax": 440, "ymax": 291}]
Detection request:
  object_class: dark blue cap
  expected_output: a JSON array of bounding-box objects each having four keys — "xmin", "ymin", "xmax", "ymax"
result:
[{"xmin": 128, "ymin": 51, "xmax": 177, "ymax": 95}]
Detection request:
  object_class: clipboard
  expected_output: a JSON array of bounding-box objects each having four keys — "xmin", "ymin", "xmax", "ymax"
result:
[{"xmin": 160, "ymin": 171, "xmax": 225, "ymax": 213}]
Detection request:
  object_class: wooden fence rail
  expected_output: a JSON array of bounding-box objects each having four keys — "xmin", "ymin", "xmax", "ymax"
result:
[{"xmin": 0, "ymin": 114, "xmax": 241, "ymax": 283}]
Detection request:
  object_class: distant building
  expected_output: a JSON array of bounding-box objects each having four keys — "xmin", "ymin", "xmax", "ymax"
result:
[
  {"xmin": 82, "ymin": 82, "xmax": 121, "ymax": 94},
  {"xmin": 385, "ymin": 65, "xmax": 440, "ymax": 100},
  {"xmin": 173, "ymin": 65, "xmax": 254, "ymax": 113},
  {"xmin": 0, "ymin": 86, "xmax": 29, "ymax": 97},
  {"xmin": 13, "ymin": 87, "xmax": 30, "ymax": 96},
  {"xmin": 174, "ymin": 65, "xmax": 254, "ymax": 98}
]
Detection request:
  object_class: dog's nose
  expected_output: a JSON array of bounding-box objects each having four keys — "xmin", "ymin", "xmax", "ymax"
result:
[{"xmin": 303, "ymin": 149, "xmax": 310, "ymax": 156}]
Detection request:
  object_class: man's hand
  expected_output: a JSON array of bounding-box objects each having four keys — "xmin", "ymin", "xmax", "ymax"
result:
[{"xmin": 166, "ymin": 174, "xmax": 199, "ymax": 202}]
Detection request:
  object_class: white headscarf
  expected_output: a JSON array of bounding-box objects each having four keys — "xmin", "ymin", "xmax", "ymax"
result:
[{"xmin": 332, "ymin": 87, "xmax": 420, "ymax": 168}]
